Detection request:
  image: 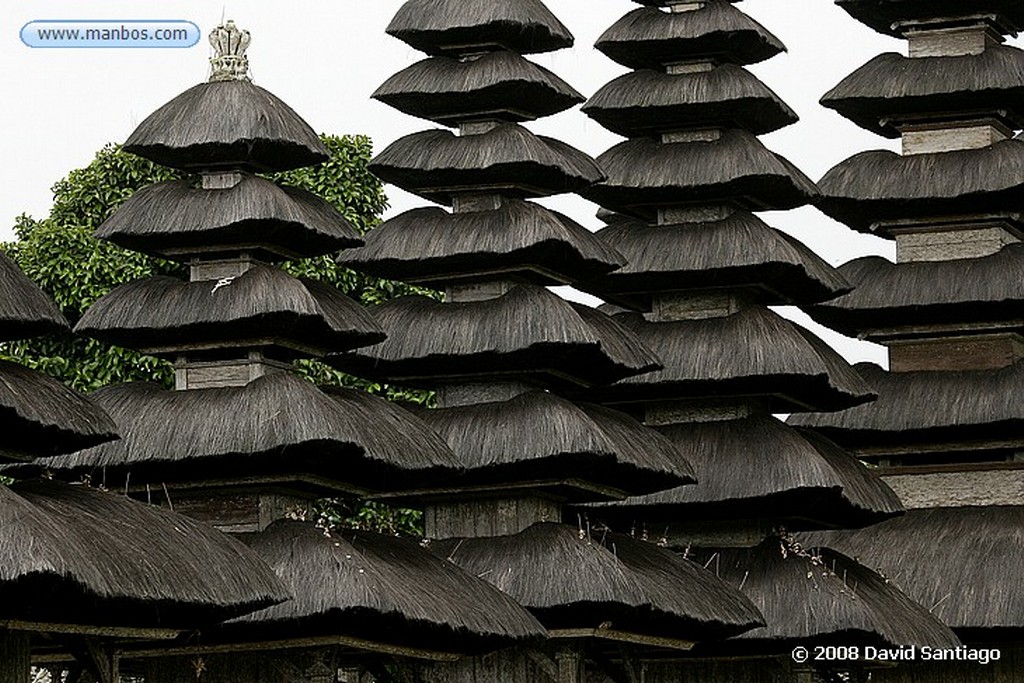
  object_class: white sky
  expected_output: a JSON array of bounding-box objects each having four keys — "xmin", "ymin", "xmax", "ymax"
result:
[{"xmin": 5, "ymin": 1, "xmax": 1016, "ymax": 363}]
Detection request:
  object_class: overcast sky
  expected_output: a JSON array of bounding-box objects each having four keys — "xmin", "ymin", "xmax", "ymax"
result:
[{"xmin": 5, "ymin": 1, "xmax": 1015, "ymax": 364}]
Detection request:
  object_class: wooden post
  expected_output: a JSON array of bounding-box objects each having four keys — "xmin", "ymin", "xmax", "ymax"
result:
[
  {"xmin": 0, "ymin": 631, "xmax": 30, "ymax": 683},
  {"xmin": 556, "ymin": 646, "xmax": 583, "ymax": 683}
]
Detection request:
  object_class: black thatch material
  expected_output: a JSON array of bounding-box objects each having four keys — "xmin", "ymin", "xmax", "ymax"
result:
[
  {"xmin": 386, "ymin": 0, "xmax": 573, "ymax": 56},
  {"xmin": 822, "ymin": 47, "xmax": 1024, "ymax": 138},
  {"xmin": 802, "ymin": 506, "xmax": 1024, "ymax": 632},
  {"xmin": 124, "ymin": 81, "xmax": 328, "ymax": 172},
  {"xmin": 586, "ymin": 307, "xmax": 874, "ymax": 412},
  {"xmin": 0, "ymin": 252, "xmax": 68, "ymax": 343},
  {"xmin": 413, "ymin": 391, "xmax": 692, "ymax": 497},
  {"xmin": 75, "ymin": 266, "xmax": 384, "ymax": 357},
  {"xmin": 582, "ymin": 212, "xmax": 850, "ymax": 308},
  {"xmin": 817, "ymin": 139, "xmax": 1024, "ymax": 233},
  {"xmin": 338, "ymin": 200, "xmax": 624, "ymax": 287},
  {"xmin": 0, "ymin": 481, "xmax": 287, "ymax": 628},
  {"xmin": 585, "ymin": 130, "xmax": 818, "ymax": 220},
  {"xmin": 431, "ymin": 523, "xmax": 764, "ymax": 639},
  {"xmin": 369, "ymin": 125, "xmax": 604, "ymax": 203},
  {"xmin": 595, "ymin": 2, "xmax": 785, "ymax": 70},
  {"xmin": 0, "ymin": 360, "xmax": 118, "ymax": 461},
  {"xmin": 373, "ymin": 51, "xmax": 583, "ymax": 125},
  {"xmin": 26, "ymin": 373, "xmax": 460, "ymax": 493},
  {"xmin": 689, "ymin": 539, "xmax": 960, "ymax": 650},
  {"xmin": 584, "ymin": 65, "xmax": 797, "ymax": 137},
  {"xmin": 95, "ymin": 175, "xmax": 362, "ymax": 261},
  {"xmin": 790, "ymin": 361, "xmax": 1024, "ymax": 449},
  {"xmin": 328, "ymin": 286, "xmax": 661, "ymax": 389},
  {"xmin": 806, "ymin": 245, "xmax": 1024, "ymax": 338},
  {"xmin": 586, "ymin": 416, "xmax": 901, "ymax": 530},
  {"xmin": 226, "ymin": 520, "xmax": 544, "ymax": 653},
  {"xmin": 836, "ymin": 0, "xmax": 1024, "ymax": 37}
]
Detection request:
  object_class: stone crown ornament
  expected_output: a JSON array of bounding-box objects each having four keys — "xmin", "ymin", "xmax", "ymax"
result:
[{"xmin": 209, "ymin": 20, "xmax": 252, "ymax": 82}]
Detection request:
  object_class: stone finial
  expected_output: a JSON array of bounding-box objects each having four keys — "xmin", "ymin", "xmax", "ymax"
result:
[{"xmin": 209, "ymin": 20, "xmax": 251, "ymax": 82}]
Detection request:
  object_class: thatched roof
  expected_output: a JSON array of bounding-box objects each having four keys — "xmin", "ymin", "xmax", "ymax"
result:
[
  {"xmin": 806, "ymin": 245, "xmax": 1024, "ymax": 338},
  {"xmin": 586, "ymin": 307, "xmax": 875, "ymax": 412},
  {"xmin": 817, "ymin": 139, "xmax": 1024, "ymax": 233},
  {"xmin": 0, "ymin": 481, "xmax": 287, "ymax": 628},
  {"xmin": 0, "ymin": 360, "xmax": 118, "ymax": 462},
  {"xmin": 75, "ymin": 266, "xmax": 384, "ymax": 358},
  {"xmin": 431, "ymin": 523, "xmax": 764, "ymax": 640},
  {"xmin": 581, "ymin": 212, "xmax": 850, "ymax": 308},
  {"xmin": 585, "ymin": 130, "xmax": 818, "ymax": 220},
  {"xmin": 386, "ymin": 0, "xmax": 573, "ymax": 56},
  {"xmin": 95, "ymin": 175, "xmax": 362, "ymax": 261},
  {"xmin": 226, "ymin": 520, "xmax": 544, "ymax": 653},
  {"xmin": 584, "ymin": 65, "xmax": 797, "ymax": 138},
  {"xmin": 835, "ymin": 0, "xmax": 1024, "ymax": 37},
  {"xmin": 0, "ymin": 252, "xmax": 68, "ymax": 343},
  {"xmin": 124, "ymin": 81, "xmax": 328, "ymax": 172},
  {"xmin": 790, "ymin": 361, "xmax": 1024, "ymax": 450},
  {"xmin": 586, "ymin": 416, "xmax": 902, "ymax": 530},
  {"xmin": 802, "ymin": 506, "xmax": 1024, "ymax": 632},
  {"xmin": 411, "ymin": 391, "xmax": 692, "ymax": 498},
  {"xmin": 369, "ymin": 125, "xmax": 604, "ymax": 203},
  {"xmin": 26, "ymin": 373, "xmax": 460, "ymax": 494},
  {"xmin": 373, "ymin": 51, "xmax": 583, "ymax": 125},
  {"xmin": 328, "ymin": 286, "xmax": 661, "ymax": 389},
  {"xmin": 338, "ymin": 200, "xmax": 624, "ymax": 288},
  {"xmin": 596, "ymin": 3, "xmax": 785, "ymax": 70},
  {"xmin": 689, "ymin": 539, "xmax": 960, "ymax": 650},
  {"xmin": 822, "ymin": 46, "xmax": 1024, "ymax": 138}
]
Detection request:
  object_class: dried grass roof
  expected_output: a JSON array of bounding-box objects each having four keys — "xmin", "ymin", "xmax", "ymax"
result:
[
  {"xmin": 0, "ymin": 360, "xmax": 118, "ymax": 461},
  {"xmin": 374, "ymin": 51, "xmax": 582, "ymax": 125},
  {"xmin": 822, "ymin": 46, "xmax": 1024, "ymax": 138},
  {"xmin": 0, "ymin": 481, "xmax": 286, "ymax": 628},
  {"xmin": 587, "ymin": 415, "xmax": 901, "ymax": 530},
  {"xmin": 689, "ymin": 539, "xmax": 960, "ymax": 649},
  {"xmin": 124, "ymin": 81, "xmax": 328, "ymax": 172},
  {"xmin": 584, "ymin": 65, "xmax": 797, "ymax": 137},
  {"xmin": 386, "ymin": 0, "xmax": 573, "ymax": 56},
  {"xmin": 328, "ymin": 286, "xmax": 661, "ymax": 389},
  {"xmin": 338, "ymin": 200, "xmax": 623, "ymax": 288},
  {"xmin": 369, "ymin": 124, "xmax": 604, "ymax": 204},
  {"xmin": 802, "ymin": 506, "xmax": 1024, "ymax": 631},
  {"xmin": 596, "ymin": 2, "xmax": 784, "ymax": 70},
  {"xmin": 581, "ymin": 212, "xmax": 850, "ymax": 308},
  {"xmin": 431, "ymin": 523, "xmax": 764, "ymax": 640},
  {"xmin": 226, "ymin": 520, "xmax": 544, "ymax": 654},
  {"xmin": 95, "ymin": 175, "xmax": 362, "ymax": 261},
  {"xmin": 0, "ymin": 252, "xmax": 68, "ymax": 343},
  {"xmin": 836, "ymin": 0, "xmax": 1024, "ymax": 37},
  {"xmin": 76, "ymin": 265, "xmax": 384, "ymax": 358},
  {"xmin": 817, "ymin": 139, "xmax": 1024, "ymax": 233},
  {"xmin": 26, "ymin": 373, "xmax": 459, "ymax": 494},
  {"xmin": 806, "ymin": 245, "xmax": 1024, "ymax": 337},
  {"xmin": 585, "ymin": 130, "xmax": 818, "ymax": 220},
  {"xmin": 412, "ymin": 391, "xmax": 692, "ymax": 498},
  {"xmin": 586, "ymin": 307, "xmax": 875, "ymax": 412},
  {"xmin": 790, "ymin": 361, "xmax": 1024, "ymax": 449}
]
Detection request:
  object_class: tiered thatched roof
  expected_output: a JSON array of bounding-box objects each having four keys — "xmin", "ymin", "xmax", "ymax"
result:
[
  {"xmin": 226, "ymin": 521, "xmax": 545, "ymax": 653},
  {"xmin": 806, "ymin": 245, "xmax": 1024, "ymax": 338},
  {"xmin": 835, "ymin": 0, "xmax": 1024, "ymax": 37},
  {"xmin": 331, "ymin": 286, "xmax": 661, "ymax": 389},
  {"xmin": 588, "ymin": 415, "xmax": 902, "ymax": 530},
  {"xmin": 583, "ymin": 212, "xmax": 850, "ymax": 308},
  {"xmin": 587, "ymin": 307, "xmax": 874, "ymax": 412},
  {"xmin": 339, "ymin": 200, "xmax": 623, "ymax": 287},
  {"xmin": 430, "ymin": 523, "xmax": 764, "ymax": 642}
]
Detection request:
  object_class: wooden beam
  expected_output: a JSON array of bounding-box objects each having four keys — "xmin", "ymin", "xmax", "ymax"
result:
[
  {"xmin": 0, "ymin": 621, "xmax": 180, "ymax": 640},
  {"xmin": 547, "ymin": 629, "xmax": 694, "ymax": 652},
  {"xmin": 119, "ymin": 634, "xmax": 460, "ymax": 662}
]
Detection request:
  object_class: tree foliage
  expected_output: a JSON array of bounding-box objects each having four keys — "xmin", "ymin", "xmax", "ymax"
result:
[{"xmin": 1, "ymin": 135, "xmax": 430, "ymax": 396}]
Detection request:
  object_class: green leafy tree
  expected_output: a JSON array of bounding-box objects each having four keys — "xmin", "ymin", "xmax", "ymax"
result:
[{"xmin": 1, "ymin": 136, "xmax": 429, "ymax": 535}]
